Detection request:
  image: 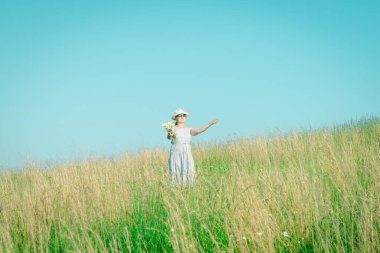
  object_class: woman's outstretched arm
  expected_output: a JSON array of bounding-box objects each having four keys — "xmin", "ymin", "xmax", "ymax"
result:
[{"xmin": 190, "ymin": 119, "xmax": 219, "ymax": 136}]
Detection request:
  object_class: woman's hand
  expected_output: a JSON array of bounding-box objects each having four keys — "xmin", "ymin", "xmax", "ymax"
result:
[
  {"xmin": 209, "ymin": 119, "xmax": 219, "ymax": 125},
  {"xmin": 167, "ymin": 129, "xmax": 174, "ymax": 140}
]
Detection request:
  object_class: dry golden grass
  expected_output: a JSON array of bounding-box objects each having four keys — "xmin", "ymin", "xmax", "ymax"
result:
[{"xmin": 0, "ymin": 117, "xmax": 379, "ymax": 252}]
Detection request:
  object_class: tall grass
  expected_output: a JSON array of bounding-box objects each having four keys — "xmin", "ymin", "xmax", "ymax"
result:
[{"xmin": 0, "ymin": 117, "xmax": 379, "ymax": 252}]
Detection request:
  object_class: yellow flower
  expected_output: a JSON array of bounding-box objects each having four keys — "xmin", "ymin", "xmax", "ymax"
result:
[
  {"xmin": 161, "ymin": 122, "xmax": 176, "ymax": 140},
  {"xmin": 161, "ymin": 122, "xmax": 174, "ymax": 131}
]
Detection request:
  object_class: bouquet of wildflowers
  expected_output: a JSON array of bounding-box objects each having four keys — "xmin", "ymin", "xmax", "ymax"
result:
[{"xmin": 162, "ymin": 122, "xmax": 176, "ymax": 140}]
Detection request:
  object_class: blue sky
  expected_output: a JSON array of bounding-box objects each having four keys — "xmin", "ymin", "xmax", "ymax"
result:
[{"xmin": 1, "ymin": 0, "xmax": 379, "ymax": 169}]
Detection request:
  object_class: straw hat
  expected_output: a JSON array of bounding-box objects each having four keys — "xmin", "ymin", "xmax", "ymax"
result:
[{"xmin": 171, "ymin": 108, "xmax": 189, "ymax": 120}]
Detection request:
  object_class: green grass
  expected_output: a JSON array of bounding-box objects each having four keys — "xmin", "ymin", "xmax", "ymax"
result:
[{"xmin": 0, "ymin": 116, "xmax": 379, "ymax": 252}]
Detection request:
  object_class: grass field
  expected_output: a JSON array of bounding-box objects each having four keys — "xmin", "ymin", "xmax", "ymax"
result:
[{"xmin": 0, "ymin": 117, "xmax": 379, "ymax": 252}]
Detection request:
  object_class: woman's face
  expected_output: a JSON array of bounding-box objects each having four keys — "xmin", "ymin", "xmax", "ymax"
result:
[{"xmin": 176, "ymin": 114, "xmax": 187, "ymax": 124}]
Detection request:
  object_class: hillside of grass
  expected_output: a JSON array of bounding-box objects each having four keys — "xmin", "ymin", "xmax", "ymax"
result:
[{"xmin": 0, "ymin": 117, "xmax": 379, "ymax": 252}]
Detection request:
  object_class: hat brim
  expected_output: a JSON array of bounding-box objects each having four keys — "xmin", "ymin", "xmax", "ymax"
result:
[{"xmin": 171, "ymin": 112, "xmax": 189, "ymax": 120}]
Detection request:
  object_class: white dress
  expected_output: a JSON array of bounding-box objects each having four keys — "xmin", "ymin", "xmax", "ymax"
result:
[{"xmin": 168, "ymin": 126, "xmax": 196, "ymax": 187}]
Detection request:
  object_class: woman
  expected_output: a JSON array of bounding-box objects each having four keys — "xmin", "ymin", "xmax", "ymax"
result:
[{"xmin": 167, "ymin": 108, "xmax": 218, "ymax": 187}]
